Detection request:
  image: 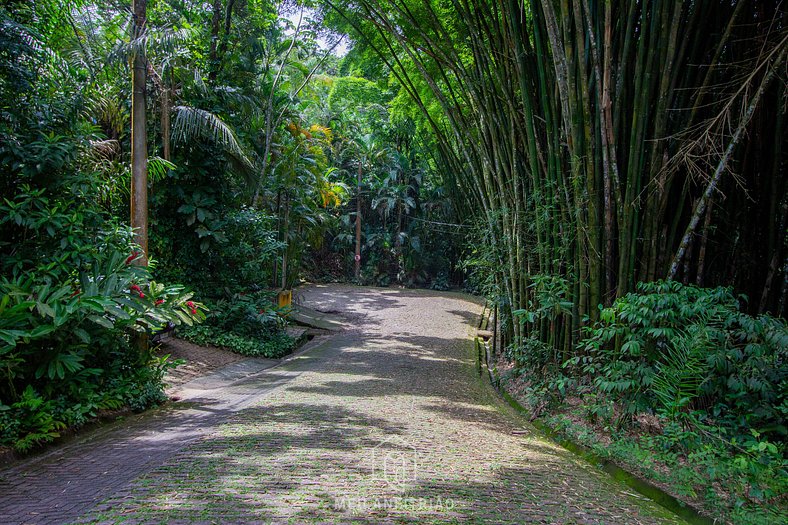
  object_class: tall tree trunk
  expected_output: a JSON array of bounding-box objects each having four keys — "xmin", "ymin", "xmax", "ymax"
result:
[
  {"xmin": 355, "ymin": 162, "xmax": 362, "ymax": 280},
  {"xmin": 161, "ymin": 86, "xmax": 171, "ymax": 161},
  {"xmin": 131, "ymin": 0, "xmax": 148, "ymax": 265},
  {"xmin": 217, "ymin": 0, "xmax": 237, "ymax": 63},
  {"xmin": 695, "ymin": 198, "xmax": 713, "ymax": 286},
  {"xmin": 281, "ymin": 193, "xmax": 290, "ymax": 290},
  {"xmin": 208, "ymin": 0, "xmax": 222, "ymax": 81},
  {"xmin": 760, "ymin": 198, "xmax": 787, "ymax": 312},
  {"xmin": 131, "ymin": 0, "xmax": 149, "ymax": 356}
]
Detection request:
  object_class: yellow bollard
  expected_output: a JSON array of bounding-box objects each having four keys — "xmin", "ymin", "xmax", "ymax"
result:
[{"xmin": 277, "ymin": 289, "xmax": 292, "ymax": 309}]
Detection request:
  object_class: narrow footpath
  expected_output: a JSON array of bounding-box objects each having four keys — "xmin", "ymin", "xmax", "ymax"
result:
[{"xmin": 0, "ymin": 285, "xmax": 685, "ymax": 524}]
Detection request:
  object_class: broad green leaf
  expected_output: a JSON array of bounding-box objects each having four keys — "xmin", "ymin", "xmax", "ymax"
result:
[{"xmin": 88, "ymin": 315, "xmax": 114, "ymax": 329}]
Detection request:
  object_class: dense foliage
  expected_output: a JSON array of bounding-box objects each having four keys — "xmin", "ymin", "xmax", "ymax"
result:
[
  {"xmin": 576, "ymin": 282, "xmax": 786, "ymax": 433},
  {"xmin": 1, "ymin": 0, "xmax": 785, "ymax": 521},
  {"xmin": 0, "ymin": 0, "xmax": 460, "ymax": 452},
  {"xmin": 498, "ymin": 284, "xmax": 788, "ymax": 522},
  {"xmin": 0, "ymin": 5, "xmax": 204, "ymax": 450}
]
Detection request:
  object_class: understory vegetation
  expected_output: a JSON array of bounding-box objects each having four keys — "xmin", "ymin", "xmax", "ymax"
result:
[
  {"xmin": 0, "ymin": 126, "xmax": 205, "ymax": 452},
  {"xmin": 0, "ymin": 0, "xmax": 457, "ymax": 453},
  {"xmin": 502, "ymin": 281, "xmax": 786, "ymax": 523}
]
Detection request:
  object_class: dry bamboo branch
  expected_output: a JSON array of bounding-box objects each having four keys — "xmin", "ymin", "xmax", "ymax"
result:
[{"xmin": 668, "ymin": 42, "xmax": 787, "ymax": 279}]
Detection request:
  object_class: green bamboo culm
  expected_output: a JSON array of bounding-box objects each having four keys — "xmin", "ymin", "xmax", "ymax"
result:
[{"xmin": 323, "ymin": 0, "xmax": 787, "ymax": 360}]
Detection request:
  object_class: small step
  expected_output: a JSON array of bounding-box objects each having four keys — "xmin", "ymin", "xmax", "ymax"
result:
[
  {"xmin": 286, "ymin": 326, "xmax": 309, "ymax": 344},
  {"xmin": 289, "ymin": 305, "xmax": 347, "ymax": 331},
  {"xmin": 477, "ymin": 329, "xmax": 494, "ymax": 340}
]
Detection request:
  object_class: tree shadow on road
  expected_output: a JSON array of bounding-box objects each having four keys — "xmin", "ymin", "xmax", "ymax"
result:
[{"xmin": 75, "ymin": 399, "xmax": 680, "ymax": 525}]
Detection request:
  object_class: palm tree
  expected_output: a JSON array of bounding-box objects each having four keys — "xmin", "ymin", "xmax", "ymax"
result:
[{"xmin": 348, "ymin": 134, "xmax": 390, "ymax": 280}]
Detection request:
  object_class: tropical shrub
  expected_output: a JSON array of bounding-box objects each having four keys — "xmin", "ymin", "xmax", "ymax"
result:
[
  {"xmin": 498, "ymin": 281, "xmax": 786, "ymax": 521},
  {"xmin": 574, "ymin": 281, "xmax": 787, "ymax": 440},
  {"xmin": 0, "ymin": 171, "xmax": 204, "ymax": 453},
  {"xmin": 204, "ymin": 291, "xmax": 283, "ymax": 338},
  {"xmin": 178, "ymin": 290, "xmax": 294, "ymax": 359}
]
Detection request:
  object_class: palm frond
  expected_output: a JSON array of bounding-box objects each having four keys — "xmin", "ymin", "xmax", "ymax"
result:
[
  {"xmin": 88, "ymin": 139, "xmax": 120, "ymax": 159},
  {"xmin": 84, "ymin": 93, "xmax": 128, "ymax": 137},
  {"xmin": 108, "ymin": 27, "xmax": 194, "ymax": 65},
  {"xmin": 1, "ymin": 14, "xmax": 75, "ymax": 82},
  {"xmin": 652, "ymin": 326, "xmax": 712, "ymax": 417},
  {"xmin": 171, "ymin": 105, "xmax": 255, "ymax": 173},
  {"xmin": 148, "ymin": 156, "xmax": 176, "ymax": 184}
]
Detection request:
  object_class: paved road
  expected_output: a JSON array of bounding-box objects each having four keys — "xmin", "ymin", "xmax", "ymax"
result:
[{"xmin": 0, "ymin": 285, "xmax": 684, "ymax": 524}]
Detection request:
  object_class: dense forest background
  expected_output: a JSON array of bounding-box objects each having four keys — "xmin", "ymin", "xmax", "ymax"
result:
[{"xmin": 1, "ymin": 0, "xmax": 786, "ymax": 522}]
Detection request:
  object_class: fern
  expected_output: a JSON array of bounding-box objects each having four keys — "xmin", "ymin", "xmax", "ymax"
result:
[{"xmin": 652, "ymin": 326, "xmax": 711, "ymax": 420}]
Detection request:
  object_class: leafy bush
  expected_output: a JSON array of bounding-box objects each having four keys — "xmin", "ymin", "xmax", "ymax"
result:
[
  {"xmin": 0, "ymin": 351, "xmax": 180, "ymax": 453},
  {"xmin": 554, "ymin": 280, "xmax": 788, "ymax": 521},
  {"xmin": 0, "ymin": 189, "xmax": 205, "ymax": 392},
  {"xmin": 0, "ymin": 386, "xmax": 65, "ymax": 453},
  {"xmin": 0, "ymin": 177, "xmax": 204, "ymax": 453},
  {"xmin": 430, "ymin": 271, "xmax": 450, "ymax": 291},
  {"xmin": 180, "ymin": 325, "xmax": 295, "ymax": 359},
  {"xmin": 150, "ymin": 172, "xmax": 296, "ymax": 362},
  {"xmin": 205, "ymin": 291, "xmax": 284, "ymax": 338},
  {"xmin": 574, "ymin": 280, "xmax": 787, "ymax": 439},
  {"xmin": 170, "ymin": 204, "xmax": 282, "ymax": 295},
  {"xmin": 217, "ymin": 208, "xmax": 283, "ymax": 291},
  {"xmin": 177, "ymin": 290, "xmax": 295, "ymax": 359},
  {"xmin": 152, "ymin": 173, "xmax": 283, "ymax": 299}
]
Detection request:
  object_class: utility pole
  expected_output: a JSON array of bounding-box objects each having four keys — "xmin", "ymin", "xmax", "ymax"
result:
[
  {"xmin": 355, "ymin": 161, "xmax": 362, "ymax": 280},
  {"xmin": 131, "ymin": 0, "xmax": 148, "ymax": 266}
]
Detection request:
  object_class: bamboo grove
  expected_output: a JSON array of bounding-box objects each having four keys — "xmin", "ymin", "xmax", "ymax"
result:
[{"xmin": 324, "ymin": 0, "xmax": 788, "ymax": 353}]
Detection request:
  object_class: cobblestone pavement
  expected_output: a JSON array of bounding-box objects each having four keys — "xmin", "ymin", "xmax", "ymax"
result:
[{"xmin": 1, "ymin": 285, "xmax": 685, "ymax": 524}]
